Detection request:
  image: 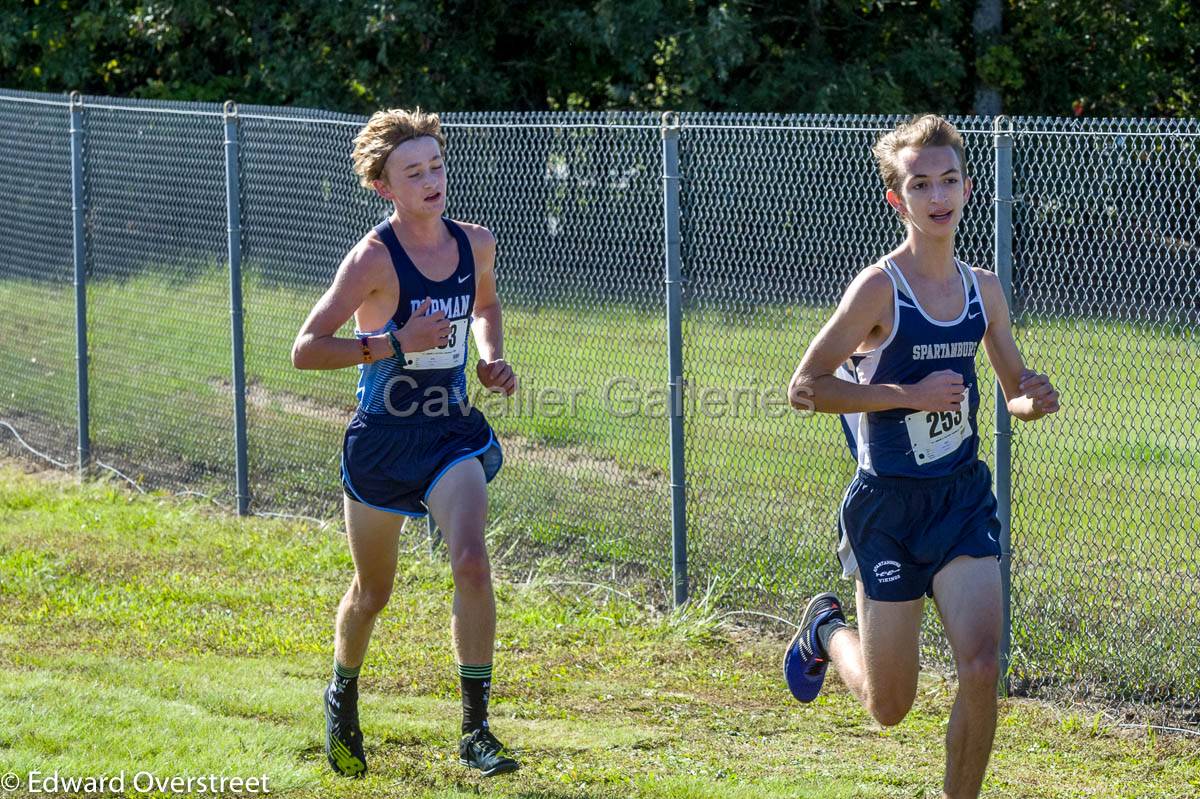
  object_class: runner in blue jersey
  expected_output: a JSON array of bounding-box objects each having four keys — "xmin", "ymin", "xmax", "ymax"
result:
[
  {"xmin": 292, "ymin": 108, "xmax": 519, "ymax": 779},
  {"xmin": 783, "ymin": 115, "xmax": 1060, "ymax": 799}
]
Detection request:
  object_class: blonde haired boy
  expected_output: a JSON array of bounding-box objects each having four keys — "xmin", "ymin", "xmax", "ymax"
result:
[{"xmin": 293, "ymin": 107, "xmax": 519, "ymax": 778}]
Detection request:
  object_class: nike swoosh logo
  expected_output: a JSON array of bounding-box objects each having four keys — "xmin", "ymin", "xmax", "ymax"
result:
[
  {"xmin": 967, "ymin": 310, "xmax": 983, "ymax": 319},
  {"xmin": 458, "ymin": 274, "xmax": 471, "ymax": 284},
  {"xmin": 987, "ymin": 531, "xmax": 997, "ymax": 542}
]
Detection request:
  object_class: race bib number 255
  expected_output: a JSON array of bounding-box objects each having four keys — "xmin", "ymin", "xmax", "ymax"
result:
[{"xmin": 904, "ymin": 388, "xmax": 971, "ymax": 466}]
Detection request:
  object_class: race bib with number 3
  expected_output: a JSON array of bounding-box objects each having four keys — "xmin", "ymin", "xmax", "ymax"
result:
[
  {"xmin": 405, "ymin": 318, "xmax": 469, "ymax": 370},
  {"xmin": 904, "ymin": 388, "xmax": 971, "ymax": 466}
]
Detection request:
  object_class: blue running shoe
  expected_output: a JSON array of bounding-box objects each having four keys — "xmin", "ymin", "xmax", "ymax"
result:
[{"xmin": 783, "ymin": 592, "xmax": 846, "ymax": 703}]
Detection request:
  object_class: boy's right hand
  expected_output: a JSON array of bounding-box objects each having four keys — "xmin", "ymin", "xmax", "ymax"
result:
[
  {"xmin": 903, "ymin": 369, "xmax": 965, "ymax": 412},
  {"xmin": 397, "ymin": 297, "xmax": 451, "ymax": 352}
]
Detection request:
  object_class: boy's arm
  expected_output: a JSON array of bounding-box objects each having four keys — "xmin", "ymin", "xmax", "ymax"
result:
[
  {"xmin": 975, "ymin": 268, "xmax": 1060, "ymax": 421},
  {"xmin": 788, "ymin": 268, "xmax": 966, "ymax": 415},
  {"xmin": 465, "ymin": 225, "xmax": 516, "ymax": 396},
  {"xmin": 291, "ymin": 242, "xmax": 393, "ymax": 370},
  {"xmin": 291, "ymin": 239, "xmax": 449, "ymax": 370}
]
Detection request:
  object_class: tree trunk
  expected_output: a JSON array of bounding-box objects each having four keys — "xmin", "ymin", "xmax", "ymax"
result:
[{"xmin": 973, "ymin": 0, "xmax": 1003, "ymax": 115}]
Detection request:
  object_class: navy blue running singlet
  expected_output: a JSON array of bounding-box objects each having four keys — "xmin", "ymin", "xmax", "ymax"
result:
[
  {"xmin": 835, "ymin": 259, "xmax": 989, "ymax": 479},
  {"xmin": 354, "ymin": 217, "xmax": 476, "ymax": 418}
]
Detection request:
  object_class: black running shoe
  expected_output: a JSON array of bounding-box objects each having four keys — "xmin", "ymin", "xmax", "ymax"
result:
[
  {"xmin": 783, "ymin": 592, "xmax": 846, "ymax": 703},
  {"xmin": 459, "ymin": 726, "xmax": 519, "ymax": 777},
  {"xmin": 324, "ymin": 680, "xmax": 367, "ymax": 778}
]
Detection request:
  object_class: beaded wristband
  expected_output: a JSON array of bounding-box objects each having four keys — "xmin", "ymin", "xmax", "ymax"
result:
[
  {"xmin": 358, "ymin": 336, "xmax": 372, "ymax": 363},
  {"xmin": 387, "ymin": 330, "xmax": 405, "ymax": 361}
]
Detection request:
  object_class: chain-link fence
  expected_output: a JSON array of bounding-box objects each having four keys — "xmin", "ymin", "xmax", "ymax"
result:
[
  {"xmin": 1006, "ymin": 119, "xmax": 1200, "ymax": 717},
  {"xmin": 0, "ymin": 91, "xmax": 75, "ymax": 466},
  {"xmin": 1, "ymin": 90, "xmax": 1196, "ymax": 727}
]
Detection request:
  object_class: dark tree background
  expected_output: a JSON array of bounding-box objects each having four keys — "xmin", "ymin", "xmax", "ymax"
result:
[{"xmin": 2, "ymin": 0, "xmax": 1197, "ymax": 116}]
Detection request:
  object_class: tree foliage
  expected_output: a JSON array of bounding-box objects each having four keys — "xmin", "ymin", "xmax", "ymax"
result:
[{"xmin": 1, "ymin": 0, "xmax": 1196, "ymax": 116}]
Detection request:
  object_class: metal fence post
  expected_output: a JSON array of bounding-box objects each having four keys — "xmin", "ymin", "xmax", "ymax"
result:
[
  {"xmin": 69, "ymin": 91, "xmax": 90, "ymax": 478},
  {"xmin": 661, "ymin": 112, "xmax": 688, "ymax": 608},
  {"xmin": 224, "ymin": 101, "xmax": 250, "ymax": 515},
  {"xmin": 993, "ymin": 115, "xmax": 1015, "ymax": 694}
]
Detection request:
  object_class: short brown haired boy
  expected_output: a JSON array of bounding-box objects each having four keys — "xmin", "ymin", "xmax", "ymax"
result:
[{"xmin": 783, "ymin": 114, "xmax": 1059, "ymax": 799}]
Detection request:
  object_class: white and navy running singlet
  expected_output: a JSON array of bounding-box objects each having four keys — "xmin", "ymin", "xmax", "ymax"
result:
[
  {"xmin": 836, "ymin": 258, "xmax": 988, "ymax": 479},
  {"xmin": 832, "ymin": 257, "xmax": 1000, "ymax": 601}
]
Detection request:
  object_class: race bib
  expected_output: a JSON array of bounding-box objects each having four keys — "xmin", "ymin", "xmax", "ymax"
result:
[
  {"xmin": 904, "ymin": 389, "xmax": 971, "ymax": 466},
  {"xmin": 405, "ymin": 318, "xmax": 468, "ymax": 370}
]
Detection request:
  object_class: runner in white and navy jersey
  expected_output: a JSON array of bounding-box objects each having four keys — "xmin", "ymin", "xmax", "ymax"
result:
[
  {"xmin": 292, "ymin": 108, "xmax": 519, "ymax": 779},
  {"xmin": 833, "ymin": 256, "xmax": 998, "ymax": 603},
  {"xmin": 782, "ymin": 115, "xmax": 1060, "ymax": 799}
]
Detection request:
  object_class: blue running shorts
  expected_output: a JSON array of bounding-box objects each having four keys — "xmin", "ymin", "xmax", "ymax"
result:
[
  {"xmin": 341, "ymin": 405, "xmax": 503, "ymax": 517},
  {"xmin": 836, "ymin": 459, "xmax": 1001, "ymax": 602}
]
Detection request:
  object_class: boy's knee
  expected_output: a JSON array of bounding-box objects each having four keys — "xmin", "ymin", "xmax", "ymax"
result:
[
  {"xmin": 450, "ymin": 547, "xmax": 492, "ymax": 591},
  {"xmin": 868, "ymin": 695, "xmax": 914, "ymax": 727},
  {"xmin": 957, "ymin": 649, "xmax": 1000, "ymax": 689},
  {"xmin": 351, "ymin": 581, "xmax": 392, "ymax": 615}
]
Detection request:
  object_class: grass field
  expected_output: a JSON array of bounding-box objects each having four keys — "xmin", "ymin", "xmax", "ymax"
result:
[
  {"xmin": 1, "ymin": 270, "xmax": 1198, "ymax": 713},
  {"xmin": 1, "ymin": 461, "xmax": 1198, "ymax": 799}
]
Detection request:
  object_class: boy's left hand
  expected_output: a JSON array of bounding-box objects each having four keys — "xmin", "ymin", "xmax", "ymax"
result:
[
  {"xmin": 477, "ymin": 358, "xmax": 517, "ymax": 396},
  {"xmin": 1018, "ymin": 368, "xmax": 1060, "ymax": 416}
]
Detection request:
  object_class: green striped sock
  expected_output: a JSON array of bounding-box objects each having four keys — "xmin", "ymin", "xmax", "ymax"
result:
[
  {"xmin": 458, "ymin": 662, "xmax": 493, "ymax": 732},
  {"xmin": 457, "ymin": 663, "xmax": 492, "ymax": 680},
  {"xmin": 334, "ymin": 660, "xmax": 361, "ymax": 681}
]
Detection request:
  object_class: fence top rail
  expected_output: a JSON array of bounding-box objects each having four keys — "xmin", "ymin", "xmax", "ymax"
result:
[
  {"xmin": 234, "ymin": 114, "xmax": 664, "ymax": 130},
  {"xmin": 671, "ymin": 122, "xmax": 994, "ymax": 134},
  {"xmin": 1015, "ymin": 128, "xmax": 1200, "ymax": 138},
  {"xmin": 81, "ymin": 101, "xmax": 225, "ymax": 118},
  {"xmin": 0, "ymin": 93, "xmax": 70, "ymax": 108}
]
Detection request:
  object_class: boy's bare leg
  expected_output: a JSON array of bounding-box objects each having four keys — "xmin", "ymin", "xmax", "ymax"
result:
[
  {"xmin": 932, "ymin": 556, "xmax": 1002, "ymax": 799},
  {"xmin": 827, "ymin": 579, "xmax": 925, "ymax": 726},
  {"xmin": 335, "ymin": 495, "xmax": 404, "ymax": 669}
]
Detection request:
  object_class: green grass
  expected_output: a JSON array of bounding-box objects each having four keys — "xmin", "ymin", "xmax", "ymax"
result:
[
  {"xmin": 1, "ymin": 462, "xmax": 1198, "ymax": 798},
  {"xmin": 1, "ymin": 270, "xmax": 1199, "ymax": 711}
]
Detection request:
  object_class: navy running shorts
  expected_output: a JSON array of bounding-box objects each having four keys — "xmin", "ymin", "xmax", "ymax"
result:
[
  {"xmin": 341, "ymin": 405, "xmax": 503, "ymax": 517},
  {"xmin": 836, "ymin": 459, "xmax": 1001, "ymax": 602}
]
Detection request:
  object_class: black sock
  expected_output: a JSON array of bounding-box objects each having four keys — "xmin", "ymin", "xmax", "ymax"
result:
[
  {"xmin": 816, "ymin": 618, "xmax": 848, "ymax": 659},
  {"xmin": 458, "ymin": 663, "xmax": 492, "ymax": 733},
  {"xmin": 329, "ymin": 660, "xmax": 360, "ymax": 714}
]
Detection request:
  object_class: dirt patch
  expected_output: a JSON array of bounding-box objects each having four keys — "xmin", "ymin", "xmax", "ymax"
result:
[
  {"xmin": 0, "ymin": 411, "xmax": 79, "ymax": 472},
  {"xmin": 500, "ymin": 433, "xmax": 665, "ymax": 490},
  {"xmin": 208, "ymin": 378, "xmax": 353, "ymax": 425}
]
